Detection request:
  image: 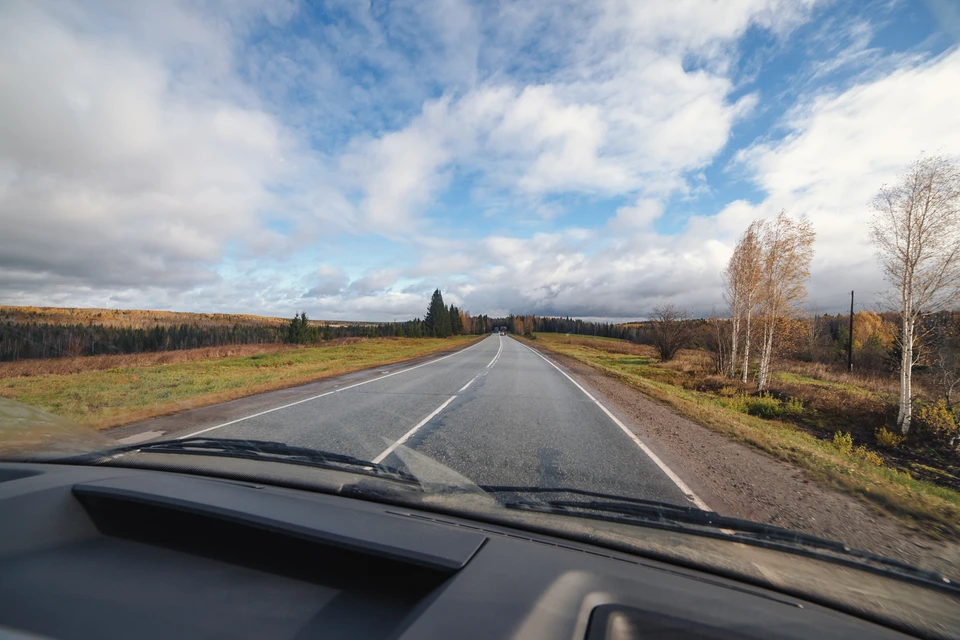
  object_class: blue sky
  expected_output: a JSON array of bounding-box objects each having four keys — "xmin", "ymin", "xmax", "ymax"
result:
[{"xmin": 1, "ymin": 0, "xmax": 959, "ymax": 320}]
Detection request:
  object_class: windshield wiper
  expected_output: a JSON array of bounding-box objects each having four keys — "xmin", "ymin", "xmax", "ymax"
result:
[
  {"xmin": 483, "ymin": 485, "xmax": 828, "ymax": 545},
  {"xmin": 73, "ymin": 437, "xmax": 419, "ymax": 485},
  {"xmin": 480, "ymin": 485, "xmax": 703, "ymax": 513},
  {"xmin": 484, "ymin": 486, "xmax": 957, "ymax": 593}
]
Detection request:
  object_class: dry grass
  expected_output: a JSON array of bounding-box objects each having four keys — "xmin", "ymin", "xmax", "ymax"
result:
[
  {"xmin": 0, "ymin": 343, "xmax": 302, "ymax": 379},
  {"xmin": 1, "ymin": 336, "xmax": 481, "ymax": 430},
  {"xmin": 777, "ymin": 360, "xmax": 909, "ymax": 398},
  {"xmin": 525, "ymin": 333, "xmax": 960, "ymax": 537},
  {"xmin": 531, "ymin": 334, "xmax": 655, "ymax": 356}
]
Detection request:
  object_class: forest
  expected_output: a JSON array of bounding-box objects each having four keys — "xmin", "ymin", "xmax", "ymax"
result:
[{"xmin": 0, "ymin": 295, "xmax": 499, "ymax": 361}]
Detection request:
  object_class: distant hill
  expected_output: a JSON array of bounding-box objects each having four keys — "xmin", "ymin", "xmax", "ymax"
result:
[{"xmin": 0, "ymin": 306, "xmax": 375, "ymax": 329}]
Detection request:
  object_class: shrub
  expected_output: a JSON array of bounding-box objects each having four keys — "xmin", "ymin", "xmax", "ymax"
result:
[
  {"xmin": 914, "ymin": 399, "xmax": 958, "ymax": 442},
  {"xmin": 782, "ymin": 396, "xmax": 804, "ymax": 416},
  {"xmin": 853, "ymin": 445, "xmax": 884, "ymax": 466},
  {"xmin": 875, "ymin": 427, "xmax": 905, "ymax": 448},
  {"xmin": 717, "ymin": 395, "xmax": 749, "ymax": 413},
  {"xmin": 747, "ymin": 392, "xmax": 782, "ymax": 418},
  {"xmin": 832, "ymin": 431, "xmax": 853, "ymax": 455},
  {"xmin": 718, "ymin": 386, "xmax": 740, "ymax": 398}
]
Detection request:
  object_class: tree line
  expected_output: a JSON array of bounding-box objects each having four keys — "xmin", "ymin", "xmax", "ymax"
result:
[
  {"xmin": 1, "ymin": 289, "xmax": 503, "ymax": 361},
  {"xmin": 0, "ymin": 321, "xmax": 288, "ymax": 360},
  {"xmin": 284, "ymin": 289, "xmax": 491, "ymax": 344}
]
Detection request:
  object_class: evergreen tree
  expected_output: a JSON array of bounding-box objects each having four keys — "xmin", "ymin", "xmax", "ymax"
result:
[
  {"xmin": 448, "ymin": 304, "xmax": 463, "ymax": 335},
  {"xmin": 424, "ymin": 289, "xmax": 451, "ymax": 337},
  {"xmin": 286, "ymin": 312, "xmax": 309, "ymax": 344}
]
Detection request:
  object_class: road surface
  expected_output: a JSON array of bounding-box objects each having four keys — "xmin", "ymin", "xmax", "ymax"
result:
[{"xmin": 119, "ymin": 335, "xmax": 702, "ymax": 507}]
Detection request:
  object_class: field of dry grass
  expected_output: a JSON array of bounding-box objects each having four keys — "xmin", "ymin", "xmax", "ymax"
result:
[
  {"xmin": 0, "ymin": 343, "xmax": 304, "ymax": 378},
  {"xmin": 525, "ymin": 333, "xmax": 960, "ymax": 537},
  {"xmin": 0, "ymin": 336, "xmax": 480, "ymax": 429}
]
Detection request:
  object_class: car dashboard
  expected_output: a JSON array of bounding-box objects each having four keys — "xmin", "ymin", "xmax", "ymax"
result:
[{"xmin": 0, "ymin": 462, "xmax": 929, "ymax": 639}]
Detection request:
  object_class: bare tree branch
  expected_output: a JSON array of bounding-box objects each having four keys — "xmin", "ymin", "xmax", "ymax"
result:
[{"xmin": 650, "ymin": 304, "xmax": 692, "ymax": 362}]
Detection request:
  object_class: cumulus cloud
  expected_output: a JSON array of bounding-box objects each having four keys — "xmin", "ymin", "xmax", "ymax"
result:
[
  {"xmin": 343, "ymin": 0, "xmax": 798, "ymax": 231},
  {"xmin": 417, "ymin": 46, "xmax": 960, "ymax": 319},
  {"xmin": 610, "ymin": 199, "xmax": 664, "ymax": 230},
  {"xmin": 302, "ymin": 265, "xmax": 349, "ymax": 298},
  {"xmin": 5, "ymin": 0, "xmax": 957, "ymax": 323},
  {"xmin": 734, "ymin": 46, "xmax": 960, "ymax": 305},
  {"xmin": 0, "ymin": 1, "xmax": 301, "ymax": 298}
]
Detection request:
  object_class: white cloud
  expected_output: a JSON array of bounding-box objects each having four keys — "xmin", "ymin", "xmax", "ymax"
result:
[
  {"xmin": 735, "ymin": 47, "xmax": 960, "ymax": 303},
  {"xmin": 341, "ymin": 0, "xmax": 810, "ymax": 232},
  {"xmin": 610, "ymin": 199, "xmax": 665, "ymax": 230},
  {"xmin": 9, "ymin": 0, "xmax": 956, "ymax": 324},
  {"xmin": 0, "ymin": 1, "xmax": 312, "ymax": 298},
  {"xmin": 302, "ymin": 265, "xmax": 349, "ymax": 298},
  {"xmin": 347, "ymin": 269, "xmax": 402, "ymax": 295},
  {"xmin": 389, "ymin": 38, "xmax": 960, "ymax": 321}
]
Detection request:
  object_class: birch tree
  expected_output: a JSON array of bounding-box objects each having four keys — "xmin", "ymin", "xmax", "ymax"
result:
[
  {"xmin": 756, "ymin": 212, "xmax": 815, "ymax": 390},
  {"xmin": 722, "ymin": 221, "xmax": 765, "ymax": 381},
  {"xmin": 870, "ymin": 155, "xmax": 960, "ymax": 435}
]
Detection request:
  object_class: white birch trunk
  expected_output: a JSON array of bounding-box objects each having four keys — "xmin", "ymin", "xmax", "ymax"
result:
[
  {"xmin": 898, "ymin": 309, "xmax": 914, "ymax": 435},
  {"xmin": 741, "ymin": 310, "xmax": 753, "ymax": 383},
  {"xmin": 757, "ymin": 320, "xmax": 775, "ymax": 391},
  {"xmin": 729, "ymin": 315, "xmax": 740, "ymax": 378}
]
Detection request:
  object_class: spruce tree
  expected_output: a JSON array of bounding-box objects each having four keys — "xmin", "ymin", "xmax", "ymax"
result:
[
  {"xmin": 448, "ymin": 304, "xmax": 462, "ymax": 335},
  {"xmin": 287, "ymin": 312, "xmax": 309, "ymax": 344},
  {"xmin": 424, "ymin": 289, "xmax": 452, "ymax": 337}
]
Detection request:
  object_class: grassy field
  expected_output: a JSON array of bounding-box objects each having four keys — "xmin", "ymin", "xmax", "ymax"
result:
[
  {"xmin": 0, "ymin": 336, "xmax": 479, "ymax": 429},
  {"xmin": 524, "ymin": 333, "xmax": 960, "ymax": 537}
]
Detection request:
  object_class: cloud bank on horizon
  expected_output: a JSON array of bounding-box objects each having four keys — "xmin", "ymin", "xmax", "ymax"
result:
[{"xmin": 2, "ymin": 0, "xmax": 959, "ymax": 321}]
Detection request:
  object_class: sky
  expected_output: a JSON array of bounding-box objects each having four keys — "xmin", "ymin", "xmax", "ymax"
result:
[{"xmin": 1, "ymin": 0, "xmax": 959, "ymax": 322}]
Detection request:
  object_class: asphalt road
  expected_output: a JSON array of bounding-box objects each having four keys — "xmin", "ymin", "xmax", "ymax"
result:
[{"xmin": 151, "ymin": 335, "xmax": 699, "ymax": 507}]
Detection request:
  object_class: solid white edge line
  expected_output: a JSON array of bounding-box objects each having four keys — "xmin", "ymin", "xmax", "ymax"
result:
[
  {"xmin": 372, "ymin": 395, "xmax": 457, "ymax": 464},
  {"xmin": 176, "ymin": 336, "xmax": 490, "ymax": 439},
  {"xmin": 513, "ymin": 338, "xmax": 711, "ymax": 511}
]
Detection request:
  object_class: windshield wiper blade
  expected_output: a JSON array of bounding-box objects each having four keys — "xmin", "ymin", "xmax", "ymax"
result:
[
  {"xmin": 82, "ymin": 437, "xmax": 419, "ymax": 484},
  {"xmin": 513, "ymin": 497, "xmax": 840, "ymax": 547},
  {"xmin": 479, "ymin": 485, "xmax": 700, "ymax": 513},
  {"xmin": 484, "ymin": 486, "xmax": 843, "ymax": 549},
  {"xmin": 496, "ymin": 492, "xmax": 957, "ymax": 592}
]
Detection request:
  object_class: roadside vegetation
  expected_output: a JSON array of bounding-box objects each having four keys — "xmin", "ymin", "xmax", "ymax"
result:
[
  {"xmin": 0, "ymin": 289, "xmax": 495, "ymax": 431},
  {"xmin": 524, "ymin": 333, "xmax": 960, "ymax": 537},
  {"xmin": 0, "ymin": 336, "xmax": 480, "ymax": 430},
  {"xmin": 504, "ymin": 156, "xmax": 960, "ymax": 535}
]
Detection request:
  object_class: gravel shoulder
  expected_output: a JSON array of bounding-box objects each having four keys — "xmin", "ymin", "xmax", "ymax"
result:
[{"xmin": 538, "ymin": 347, "xmax": 960, "ymax": 578}]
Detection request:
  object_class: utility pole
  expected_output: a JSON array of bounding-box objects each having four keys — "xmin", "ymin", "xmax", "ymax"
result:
[{"xmin": 848, "ymin": 290, "xmax": 854, "ymax": 372}]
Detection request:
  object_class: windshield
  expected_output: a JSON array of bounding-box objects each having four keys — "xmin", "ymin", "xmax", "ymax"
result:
[{"xmin": 1, "ymin": 0, "xmax": 959, "ymax": 625}]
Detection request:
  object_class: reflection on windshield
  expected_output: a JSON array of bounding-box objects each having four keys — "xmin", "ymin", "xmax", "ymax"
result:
[{"xmin": 0, "ymin": 399, "xmax": 114, "ymax": 457}]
